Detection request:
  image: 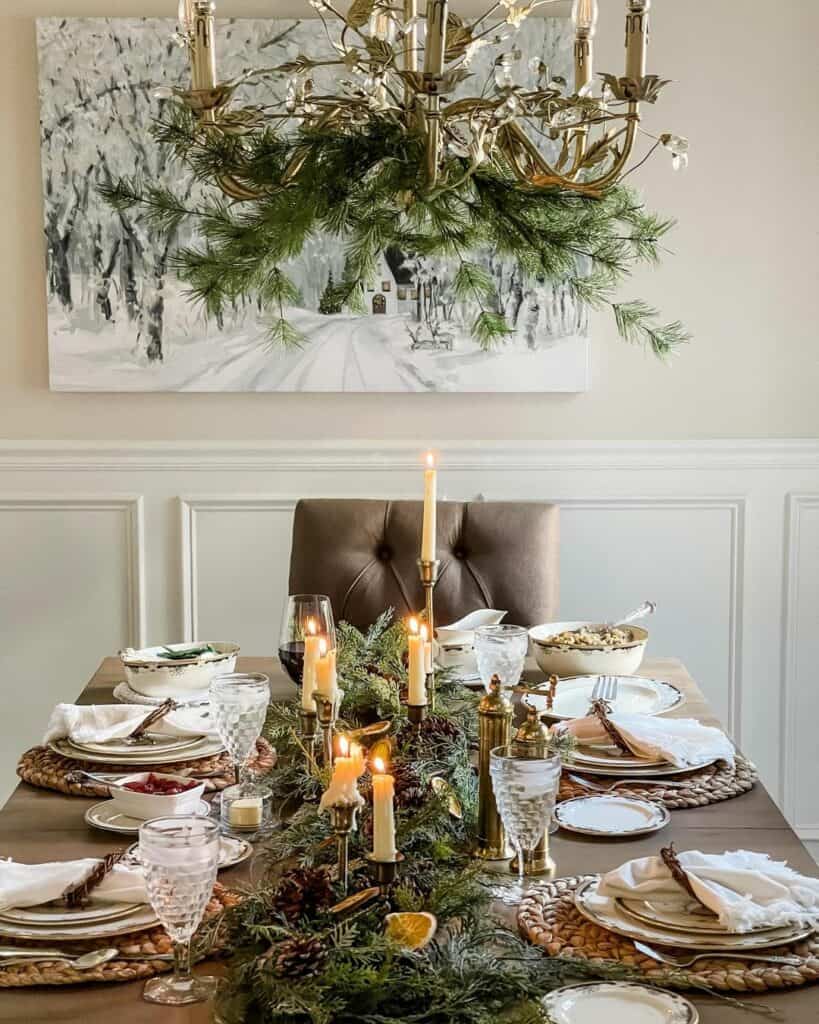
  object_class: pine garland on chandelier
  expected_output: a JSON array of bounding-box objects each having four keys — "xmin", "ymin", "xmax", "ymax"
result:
[{"xmin": 101, "ymin": 0, "xmax": 691, "ymax": 360}]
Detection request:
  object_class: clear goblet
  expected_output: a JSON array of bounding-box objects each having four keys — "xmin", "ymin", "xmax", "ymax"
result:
[
  {"xmin": 139, "ymin": 816, "xmax": 220, "ymax": 1006},
  {"xmin": 209, "ymin": 672, "xmax": 270, "ymax": 785},
  {"xmin": 475, "ymin": 624, "xmax": 528, "ymax": 694},
  {"xmin": 489, "ymin": 744, "xmax": 562, "ymax": 892}
]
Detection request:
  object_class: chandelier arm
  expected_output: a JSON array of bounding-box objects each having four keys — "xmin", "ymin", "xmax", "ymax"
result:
[
  {"xmin": 503, "ymin": 121, "xmax": 562, "ymax": 180},
  {"xmin": 215, "ymin": 173, "xmax": 266, "ymax": 201},
  {"xmin": 576, "ymin": 111, "xmax": 639, "ymax": 191}
]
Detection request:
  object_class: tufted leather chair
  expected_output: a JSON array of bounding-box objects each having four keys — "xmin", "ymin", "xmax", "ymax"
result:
[{"xmin": 288, "ymin": 499, "xmax": 559, "ymax": 631}]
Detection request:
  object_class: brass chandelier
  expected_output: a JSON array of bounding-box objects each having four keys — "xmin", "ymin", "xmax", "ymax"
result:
[{"xmin": 171, "ymin": 0, "xmax": 687, "ymax": 202}]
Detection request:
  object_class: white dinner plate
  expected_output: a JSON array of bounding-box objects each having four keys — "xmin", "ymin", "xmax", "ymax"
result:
[
  {"xmin": 564, "ymin": 757, "xmax": 714, "ymax": 779},
  {"xmin": 573, "ymin": 744, "xmax": 669, "ymax": 768},
  {"xmin": 530, "ymin": 675, "xmax": 685, "ymax": 721},
  {"xmin": 85, "ymin": 798, "xmax": 211, "ymax": 835},
  {"xmin": 574, "ymin": 877, "xmax": 815, "ymax": 951},
  {"xmin": 555, "ymin": 796, "xmax": 670, "ymax": 838},
  {"xmin": 543, "ymin": 982, "xmax": 698, "ymax": 1024},
  {"xmin": 0, "ymin": 900, "xmax": 142, "ymax": 926},
  {"xmin": 123, "ymin": 834, "xmax": 251, "ymax": 871},
  {"xmin": 618, "ymin": 897, "xmax": 783, "ymax": 936},
  {"xmin": 49, "ymin": 735, "xmax": 225, "ymax": 766},
  {"xmin": 69, "ymin": 734, "xmax": 204, "ymax": 757},
  {"xmin": 0, "ymin": 903, "xmax": 158, "ymax": 942}
]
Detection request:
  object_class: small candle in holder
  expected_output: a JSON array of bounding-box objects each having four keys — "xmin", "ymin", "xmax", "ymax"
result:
[
  {"xmin": 407, "ymin": 617, "xmax": 427, "ymax": 706},
  {"xmin": 371, "ymin": 756, "xmax": 397, "ymax": 862},
  {"xmin": 421, "ymin": 452, "xmax": 437, "ymax": 562},
  {"xmin": 301, "ymin": 618, "xmax": 322, "ymax": 711},
  {"xmin": 421, "ymin": 623, "xmax": 432, "ymax": 674}
]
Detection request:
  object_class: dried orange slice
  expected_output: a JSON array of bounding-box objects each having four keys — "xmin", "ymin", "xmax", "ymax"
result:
[{"xmin": 384, "ymin": 911, "xmax": 437, "ymax": 950}]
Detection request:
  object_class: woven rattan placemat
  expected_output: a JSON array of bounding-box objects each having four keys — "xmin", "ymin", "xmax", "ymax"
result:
[
  {"xmin": 17, "ymin": 738, "xmax": 276, "ymax": 797},
  {"xmin": 518, "ymin": 875, "xmax": 819, "ymax": 993},
  {"xmin": 0, "ymin": 884, "xmax": 240, "ymax": 988},
  {"xmin": 558, "ymin": 754, "xmax": 757, "ymax": 810}
]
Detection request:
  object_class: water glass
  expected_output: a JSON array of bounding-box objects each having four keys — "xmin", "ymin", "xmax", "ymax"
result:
[
  {"xmin": 210, "ymin": 672, "xmax": 270, "ymax": 785},
  {"xmin": 489, "ymin": 745, "xmax": 561, "ymax": 886},
  {"xmin": 278, "ymin": 594, "xmax": 336, "ymax": 685},
  {"xmin": 475, "ymin": 624, "xmax": 528, "ymax": 693},
  {"xmin": 139, "ymin": 816, "xmax": 220, "ymax": 1005}
]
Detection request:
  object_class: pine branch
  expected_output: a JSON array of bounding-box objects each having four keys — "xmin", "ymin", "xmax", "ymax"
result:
[{"xmin": 612, "ymin": 300, "xmax": 691, "ymax": 359}]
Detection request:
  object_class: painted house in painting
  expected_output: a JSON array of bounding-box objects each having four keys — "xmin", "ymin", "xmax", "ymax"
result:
[{"xmin": 366, "ymin": 248, "xmax": 416, "ymax": 317}]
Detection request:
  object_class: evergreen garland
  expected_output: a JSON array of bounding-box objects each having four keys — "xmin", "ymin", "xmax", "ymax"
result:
[{"xmin": 100, "ymin": 107, "xmax": 689, "ymax": 358}]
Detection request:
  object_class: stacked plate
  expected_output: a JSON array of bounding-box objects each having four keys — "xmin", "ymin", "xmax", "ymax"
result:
[
  {"xmin": 48, "ymin": 727, "xmax": 224, "ymax": 768},
  {"xmin": 0, "ymin": 898, "xmax": 157, "ymax": 942},
  {"xmin": 529, "ymin": 675, "xmax": 684, "ymax": 720},
  {"xmin": 575, "ymin": 876, "xmax": 815, "ymax": 951},
  {"xmin": 569, "ymin": 741, "xmax": 712, "ymax": 779}
]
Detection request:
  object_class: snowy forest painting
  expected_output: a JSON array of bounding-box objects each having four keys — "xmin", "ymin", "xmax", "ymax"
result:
[{"xmin": 38, "ymin": 17, "xmax": 590, "ymax": 392}]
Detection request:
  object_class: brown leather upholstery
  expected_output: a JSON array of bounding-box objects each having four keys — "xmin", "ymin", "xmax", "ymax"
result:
[{"xmin": 288, "ymin": 499, "xmax": 559, "ymax": 630}]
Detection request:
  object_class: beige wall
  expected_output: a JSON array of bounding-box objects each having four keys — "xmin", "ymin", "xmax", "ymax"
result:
[{"xmin": 1, "ymin": 0, "xmax": 817, "ymax": 440}]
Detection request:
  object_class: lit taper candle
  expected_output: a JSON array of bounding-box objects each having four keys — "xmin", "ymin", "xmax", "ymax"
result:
[
  {"xmin": 421, "ymin": 451, "xmax": 437, "ymax": 562},
  {"xmin": 371, "ymin": 756, "xmax": 397, "ymax": 861},
  {"xmin": 301, "ymin": 617, "xmax": 321, "ymax": 711},
  {"xmin": 315, "ymin": 637, "xmax": 338, "ymax": 706},
  {"xmin": 407, "ymin": 617, "xmax": 427, "ymax": 706}
]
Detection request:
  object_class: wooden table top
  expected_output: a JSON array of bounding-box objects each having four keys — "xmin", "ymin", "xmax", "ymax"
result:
[{"xmin": 0, "ymin": 656, "xmax": 815, "ymax": 1023}]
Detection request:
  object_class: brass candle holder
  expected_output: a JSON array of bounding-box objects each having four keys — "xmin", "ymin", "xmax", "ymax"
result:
[
  {"xmin": 365, "ymin": 851, "xmax": 404, "ymax": 890},
  {"xmin": 474, "ymin": 675, "xmax": 514, "ymax": 862},
  {"xmin": 299, "ymin": 707, "xmax": 319, "ymax": 763},
  {"xmin": 329, "ymin": 803, "xmax": 359, "ymax": 895},
  {"xmin": 509, "ymin": 703, "xmax": 556, "ymax": 878},
  {"xmin": 406, "ymin": 702, "xmax": 428, "ymax": 733},
  {"xmin": 417, "ymin": 558, "xmax": 440, "ymax": 709},
  {"xmin": 314, "ymin": 693, "xmax": 336, "ymax": 768}
]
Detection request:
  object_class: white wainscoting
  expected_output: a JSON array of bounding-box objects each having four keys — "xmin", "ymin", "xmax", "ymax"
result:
[{"xmin": 0, "ymin": 440, "xmax": 817, "ymax": 860}]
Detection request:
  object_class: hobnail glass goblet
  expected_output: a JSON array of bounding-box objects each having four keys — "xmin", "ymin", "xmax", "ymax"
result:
[
  {"xmin": 475, "ymin": 624, "xmax": 528, "ymax": 693},
  {"xmin": 209, "ymin": 672, "xmax": 270, "ymax": 785},
  {"xmin": 139, "ymin": 816, "xmax": 220, "ymax": 1006},
  {"xmin": 489, "ymin": 744, "xmax": 562, "ymax": 889}
]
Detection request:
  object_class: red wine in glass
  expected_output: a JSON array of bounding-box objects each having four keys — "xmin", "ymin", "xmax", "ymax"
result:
[{"xmin": 278, "ymin": 641, "xmax": 305, "ymax": 685}]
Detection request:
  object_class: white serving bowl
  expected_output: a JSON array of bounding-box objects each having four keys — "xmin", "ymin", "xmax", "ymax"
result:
[
  {"xmin": 120, "ymin": 641, "xmax": 240, "ymax": 698},
  {"xmin": 528, "ymin": 620, "xmax": 648, "ymax": 678},
  {"xmin": 109, "ymin": 772, "xmax": 206, "ymax": 820}
]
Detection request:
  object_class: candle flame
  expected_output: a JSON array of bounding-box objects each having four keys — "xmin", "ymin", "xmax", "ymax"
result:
[
  {"xmin": 408, "ymin": 616, "xmax": 419, "ymax": 635},
  {"xmin": 420, "ymin": 623, "xmax": 428, "ymax": 642},
  {"xmin": 319, "ymin": 636, "xmax": 328, "ymax": 656},
  {"xmin": 307, "ymin": 617, "xmax": 317, "ymax": 635},
  {"xmin": 373, "ymin": 756, "xmax": 386, "ymax": 774},
  {"xmin": 425, "ymin": 451, "xmax": 435, "ymax": 469},
  {"xmin": 338, "ymin": 736, "xmax": 349, "ymax": 757}
]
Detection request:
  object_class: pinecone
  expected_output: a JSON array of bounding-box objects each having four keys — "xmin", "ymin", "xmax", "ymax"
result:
[
  {"xmin": 271, "ymin": 866, "xmax": 335, "ymax": 923},
  {"xmin": 270, "ymin": 935, "xmax": 328, "ymax": 979},
  {"xmin": 397, "ymin": 713, "xmax": 463, "ymax": 749}
]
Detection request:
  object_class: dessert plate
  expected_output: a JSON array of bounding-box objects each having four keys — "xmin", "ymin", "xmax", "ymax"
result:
[
  {"xmin": 531, "ymin": 675, "xmax": 684, "ymax": 721},
  {"xmin": 564, "ymin": 756, "xmax": 714, "ymax": 778},
  {"xmin": 618, "ymin": 897, "xmax": 783, "ymax": 935},
  {"xmin": 543, "ymin": 982, "xmax": 698, "ymax": 1024},
  {"xmin": 0, "ymin": 900, "xmax": 142, "ymax": 926},
  {"xmin": 70, "ymin": 734, "xmax": 203, "ymax": 757},
  {"xmin": 0, "ymin": 904, "xmax": 158, "ymax": 942},
  {"xmin": 555, "ymin": 796, "xmax": 670, "ymax": 838},
  {"xmin": 85, "ymin": 799, "xmax": 211, "ymax": 835},
  {"xmin": 49, "ymin": 735, "xmax": 224, "ymax": 766},
  {"xmin": 574, "ymin": 877, "xmax": 814, "ymax": 951},
  {"xmin": 123, "ymin": 834, "xmax": 251, "ymax": 871}
]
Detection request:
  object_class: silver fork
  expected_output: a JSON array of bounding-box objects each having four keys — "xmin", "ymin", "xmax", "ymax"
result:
[
  {"xmin": 567, "ymin": 772, "xmax": 691, "ymax": 791},
  {"xmin": 634, "ymin": 940, "xmax": 804, "ymax": 968},
  {"xmin": 588, "ymin": 675, "xmax": 618, "ymax": 708}
]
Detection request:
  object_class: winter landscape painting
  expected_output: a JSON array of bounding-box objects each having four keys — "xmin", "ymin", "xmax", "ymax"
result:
[{"xmin": 37, "ymin": 17, "xmax": 589, "ymax": 392}]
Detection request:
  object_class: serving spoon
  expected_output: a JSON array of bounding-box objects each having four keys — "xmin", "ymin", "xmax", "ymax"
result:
[
  {"xmin": 601, "ymin": 601, "xmax": 656, "ymax": 630},
  {"xmin": 0, "ymin": 947, "xmax": 120, "ymax": 969}
]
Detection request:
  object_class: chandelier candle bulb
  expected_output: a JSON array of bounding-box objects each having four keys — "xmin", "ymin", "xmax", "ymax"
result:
[
  {"xmin": 371, "ymin": 757, "xmax": 397, "ymax": 862},
  {"xmin": 190, "ymin": 1, "xmax": 218, "ymax": 94},
  {"xmin": 625, "ymin": 0, "xmax": 651, "ymax": 82},
  {"xmin": 421, "ymin": 452, "xmax": 437, "ymax": 562},
  {"xmin": 407, "ymin": 619, "xmax": 428, "ymax": 706},
  {"xmin": 572, "ymin": 0, "xmax": 598, "ymax": 91},
  {"xmin": 301, "ymin": 618, "xmax": 321, "ymax": 712}
]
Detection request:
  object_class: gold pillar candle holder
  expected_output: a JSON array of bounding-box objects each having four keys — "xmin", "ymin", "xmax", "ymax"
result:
[
  {"xmin": 416, "ymin": 558, "xmax": 440, "ymax": 709},
  {"xmin": 299, "ymin": 708, "xmax": 319, "ymax": 751},
  {"xmin": 365, "ymin": 851, "xmax": 404, "ymax": 890},
  {"xmin": 314, "ymin": 694, "xmax": 336, "ymax": 767},
  {"xmin": 329, "ymin": 803, "xmax": 359, "ymax": 895},
  {"xmin": 474, "ymin": 676, "xmax": 514, "ymax": 861}
]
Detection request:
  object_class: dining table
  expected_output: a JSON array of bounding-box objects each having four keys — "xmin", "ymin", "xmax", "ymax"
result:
[{"xmin": 0, "ymin": 654, "xmax": 816, "ymax": 1023}]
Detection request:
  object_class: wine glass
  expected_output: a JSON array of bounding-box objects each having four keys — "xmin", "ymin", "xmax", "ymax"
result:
[
  {"xmin": 489, "ymin": 745, "xmax": 561, "ymax": 892},
  {"xmin": 278, "ymin": 594, "xmax": 336, "ymax": 686},
  {"xmin": 139, "ymin": 816, "xmax": 220, "ymax": 1006},
  {"xmin": 209, "ymin": 672, "xmax": 270, "ymax": 785},
  {"xmin": 475, "ymin": 624, "xmax": 528, "ymax": 693}
]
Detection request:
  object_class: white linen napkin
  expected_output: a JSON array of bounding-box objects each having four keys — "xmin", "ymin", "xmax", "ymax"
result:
[
  {"xmin": 599, "ymin": 849, "xmax": 819, "ymax": 933},
  {"xmin": 566, "ymin": 713, "xmax": 735, "ymax": 769},
  {"xmin": 435, "ymin": 609, "xmax": 507, "ymax": 648},
  {"xmin": 0, "ymin": 858, "xmax": 146, "ymax": 911},
  {"xmin": 43, "ymin": 703, "xmax": 218, "ymax": 745}
]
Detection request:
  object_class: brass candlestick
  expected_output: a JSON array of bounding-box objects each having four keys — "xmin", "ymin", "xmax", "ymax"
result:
[
  {"xmin": 406, "ymin": 702, "xmax": 428, "ymax": 733},
  {"xmin": 474, "ymin": 675, "xmax": 514, "ymax": 861},
  {"xmin": 314, "ymin": 694, "xmax": 336, "ymax": 767},
  {"xmin": 417, "ymin": 558, "xmax": 440, "ymax": 709},
  {"xmin": 299, "ymin": 707, "xmax": 319, "ymax": 760},
  {"xmin": 329, "ymin": 803, "xmax": 359, "ymax": 895},
  {"xmin": 509, "ymin": 703, "xmax": 556, "ymax": 878},
  {"xmin": 365, "ymin": 851, "xmax": 404, "ymax": 890}
]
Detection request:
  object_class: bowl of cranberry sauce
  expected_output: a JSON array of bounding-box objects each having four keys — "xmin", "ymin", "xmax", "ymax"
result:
[{"xmin": 109, "ymin": 772, "xmax": 206, "ymax": 819}]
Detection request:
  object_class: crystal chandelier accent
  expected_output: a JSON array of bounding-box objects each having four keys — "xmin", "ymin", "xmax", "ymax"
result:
[{"xmin": 168, "ymin": 0, "xmax": 686, "ymax": 201}]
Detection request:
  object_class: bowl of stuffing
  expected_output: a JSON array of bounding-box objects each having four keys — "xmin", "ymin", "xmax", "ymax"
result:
[{"xmin": 528, "ymin": 621, "xmax": 648, "ymax": 678}]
